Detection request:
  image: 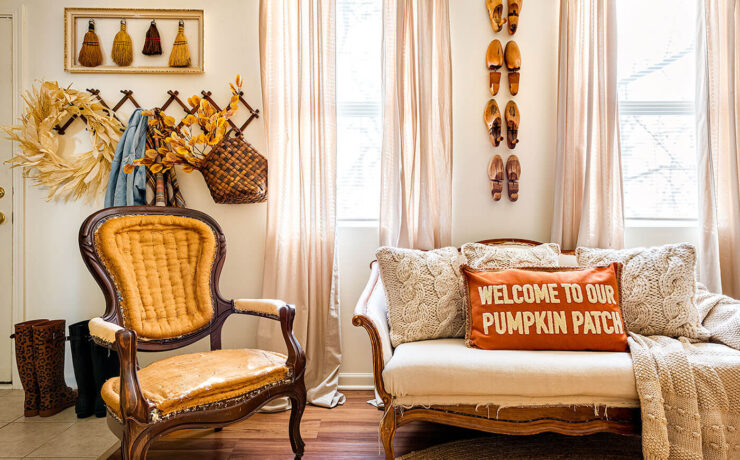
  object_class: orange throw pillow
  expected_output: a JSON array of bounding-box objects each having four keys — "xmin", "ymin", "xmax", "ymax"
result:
[{"xmin": 462, "ymin": 263, "xmax": 628, "ymax": 352}]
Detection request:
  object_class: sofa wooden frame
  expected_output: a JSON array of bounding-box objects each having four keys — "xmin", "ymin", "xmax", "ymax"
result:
[
  {"xmin": 79, "ymin": 206, "xmax": 307, "ymax": 460},
  {"xmin": 352, "ymin": 238, "xmax": 641, "ymax": 459}
]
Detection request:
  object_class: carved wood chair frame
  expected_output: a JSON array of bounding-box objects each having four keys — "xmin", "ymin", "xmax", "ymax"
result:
[
  {"xmin": 352, "ymin": 238, "xmax": 640, "ymax": 460},
  {"xmin": 79, "ymin": 206, "xmax": 307, "ymax": 460}
]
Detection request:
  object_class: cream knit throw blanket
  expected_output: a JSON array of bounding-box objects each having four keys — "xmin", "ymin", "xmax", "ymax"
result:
[{"xmin": 629, "ymin": 284, "xmax": 740, "ymax": 459}]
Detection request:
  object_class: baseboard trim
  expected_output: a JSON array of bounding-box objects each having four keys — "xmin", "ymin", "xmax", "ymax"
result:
[{"xmin": 338, "ymin": 372, "xmax": 374, "ymax": 390}]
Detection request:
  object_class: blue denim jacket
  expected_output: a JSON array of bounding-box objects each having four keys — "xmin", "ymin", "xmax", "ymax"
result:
[{"xmin": 104, "ymin": 109, "xmax": 148, "ymax": 207}]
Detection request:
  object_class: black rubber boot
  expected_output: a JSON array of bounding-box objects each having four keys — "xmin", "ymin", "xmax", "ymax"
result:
[
  {"xmin": 68, "ymin": 321, "xmax": 96, "ymax": 418},
  {"xmin": 90, "ymin": 339, "xmax": 119, "ymax": 418}
]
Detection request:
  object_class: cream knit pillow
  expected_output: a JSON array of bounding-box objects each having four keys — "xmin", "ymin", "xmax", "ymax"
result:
[
  {"xmin": 576, "ymin": 243, "xmax": 709, "ymax": 339},
  {"xmin": 376, "ymin": 247, "xmax": 465, "ymax": 347},
  {"xmin": 462, "ymin": 242, "xmax": 561, "ymax": 269}
]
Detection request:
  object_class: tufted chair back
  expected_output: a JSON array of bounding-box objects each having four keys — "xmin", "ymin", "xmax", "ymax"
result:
[{"xmin": 80, "ymin": 207, "xmax": 227, "ymax": 343}]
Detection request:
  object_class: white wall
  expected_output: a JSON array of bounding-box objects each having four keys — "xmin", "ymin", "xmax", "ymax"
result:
[
  {"xmin": 6, "ymin": 0, "xmax": 698, "ymax": 388},
  {"xmin": 450, "ymin": 0, "xmax": 560, "ymax": 245}
]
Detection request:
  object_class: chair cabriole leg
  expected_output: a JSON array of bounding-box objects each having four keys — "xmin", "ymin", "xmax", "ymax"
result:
[{"xmin": 288, "ymin": 378, "xmax": 307, "ymax": 459}]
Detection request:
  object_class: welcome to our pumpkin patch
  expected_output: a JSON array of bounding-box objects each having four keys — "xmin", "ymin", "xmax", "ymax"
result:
[{"xmin": 462, "ymin": 263, "xmax": 628, "ymax": 352}]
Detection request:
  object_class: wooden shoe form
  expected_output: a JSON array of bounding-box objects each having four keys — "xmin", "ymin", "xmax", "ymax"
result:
[
  {"xmin": 488, "ymin": 155, "xmax": 504, "ymax": 201},
  {"xmin": 506, "ymin": 155, "xmax": 521, "ymax": 201},
  {"xmin": 486, "ymin": 40, "xmax": 504, "ymax": 96},
  {"xmin": 505, "ymin": 41, "xmax": 521, "ymax": 95},
  {"xmin": 508, "ymin": 72, "xmax": 520, "ymax": 95},
  {"xmin": 508, "ymin": 0, "xmax": 523, "ymax": 35},
  {"xmin": 486, "ymin": 0, "xmax": 507, "ymax": 32},
  {"xmin": 505, "ymin": 101, "xmax": 520, "ymax": 149},
  {"xmin": 490, "ymin": 72, "xmax": 502, "ymax": 96},
  {"xmin": 484, "ymin": 99, "xmax": 504, "ymax": 147}
]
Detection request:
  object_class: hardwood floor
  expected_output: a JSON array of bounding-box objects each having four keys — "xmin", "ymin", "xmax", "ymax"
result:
[{"xmin": 104, "ymin": 390, "xmax": 484, "ymax": 459}]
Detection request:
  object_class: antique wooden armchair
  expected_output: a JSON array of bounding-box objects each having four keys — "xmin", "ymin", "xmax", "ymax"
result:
[{"xmin": 79, "ymin": 206, "xmax": 306, "ymax": 460}]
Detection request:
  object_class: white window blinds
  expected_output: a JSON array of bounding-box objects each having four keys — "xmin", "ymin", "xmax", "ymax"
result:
[
  {"xmin": 616, "ymin": 0, "xmax": 699, "ymax": 221},
  {"xmin": 336, "ymin": 0, "xmax": 383, "ymax": 222}
]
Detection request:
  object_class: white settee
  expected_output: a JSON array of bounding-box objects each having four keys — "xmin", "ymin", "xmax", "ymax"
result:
[{"xmin": 352, "ymin": 242, "xmax": 642, "ymax": 460}]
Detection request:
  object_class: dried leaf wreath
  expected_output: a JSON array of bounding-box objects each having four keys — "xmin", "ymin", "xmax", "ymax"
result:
[{"xmin": 1, "ymin": 81, "xmax": 123, "ymax": 202}]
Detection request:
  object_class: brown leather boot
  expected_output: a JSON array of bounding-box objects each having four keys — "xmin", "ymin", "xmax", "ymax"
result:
[
  {"xmin": 11, "ymin": 319, "xmax": 49, "ymax": 416},
  {"xmin": 32, "ymin": 320, "xmax": 77, "ymax": 417}
]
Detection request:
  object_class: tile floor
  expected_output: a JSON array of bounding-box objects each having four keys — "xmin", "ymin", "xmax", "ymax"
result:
[{"xmin": 0, "ymin": 389, "xmax": 118, "ymax": 459}]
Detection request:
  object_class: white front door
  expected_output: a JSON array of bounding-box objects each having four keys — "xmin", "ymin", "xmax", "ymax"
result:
[{"xmin": 0, "ymin": 15, "xmax": 15, "ymax": 382}]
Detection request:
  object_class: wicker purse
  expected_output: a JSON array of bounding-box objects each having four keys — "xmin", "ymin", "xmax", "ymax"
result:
[{"xmin": 199, "ymin": 135, "xmax": 267, "ymax": 204}]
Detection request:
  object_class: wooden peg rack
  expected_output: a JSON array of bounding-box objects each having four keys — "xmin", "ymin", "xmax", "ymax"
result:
[{"xmin": 53, "ymin": 88, "xmax": 260, "ymax": 137}]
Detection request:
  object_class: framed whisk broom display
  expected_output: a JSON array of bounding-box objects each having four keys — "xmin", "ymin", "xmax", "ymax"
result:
[{"xmin": 64, "ymin": 8, "xmax": 204, "ymax": 74}]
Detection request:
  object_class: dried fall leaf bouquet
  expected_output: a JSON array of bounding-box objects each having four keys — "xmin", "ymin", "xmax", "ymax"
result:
[{"xmin": 129, "ymin": 75, "xmax": 242, "ymax": 174}]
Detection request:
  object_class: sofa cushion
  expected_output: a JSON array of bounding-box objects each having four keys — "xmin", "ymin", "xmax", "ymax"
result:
[
  {"xmin": 382, "ymin": 338, "xmax": 638, "ymax": 407},
  {"xmin": 462, "ymin": 242, "xmax": 560, "ymax": 269},
  {"xmin": 102, "ymin": 349, "xmax": 288, "ymax": 417},
  {"xmin": 376, "ymin": 246, "xmax": 466, "ymax": 347},
  {"xmin": 462, "ymin": 263, "xmax": 628, "ymax": 352},
  {"xmin": 576, "ymin": 243, "xmax": 709, "ymax": 340}
]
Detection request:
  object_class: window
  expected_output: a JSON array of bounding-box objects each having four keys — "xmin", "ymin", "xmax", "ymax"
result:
[
  {"xmin": 336, "ymin": 0, "xmax": 382, "ymax": 222},
  {"xmin": 616, "ymin": 0, "xmax": 698, "ymax": 221}
]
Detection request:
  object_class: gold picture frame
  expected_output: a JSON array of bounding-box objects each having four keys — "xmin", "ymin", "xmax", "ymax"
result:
[{"xmin": 64, "ymin": 8, "xmax": 204, "ymax": 74}]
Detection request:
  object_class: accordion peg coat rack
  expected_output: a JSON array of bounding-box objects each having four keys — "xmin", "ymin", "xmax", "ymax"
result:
[{"xmin": 52, "ymin": 88, "xmax": 260, "ymax": 136}]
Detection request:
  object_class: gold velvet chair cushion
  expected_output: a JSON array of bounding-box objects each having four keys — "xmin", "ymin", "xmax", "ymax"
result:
[
  {"xmin": 102, "ymin": 349, "xmax": 289, "ymax": 418},
  {"xmin": 95, "ymin": 214, "xmax": 217, "ymax": 340}
]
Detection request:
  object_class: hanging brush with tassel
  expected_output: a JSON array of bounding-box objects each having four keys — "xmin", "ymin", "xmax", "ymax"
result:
[
  {"xmin": 111, "ymin": 19, "xmax": 133, "ymax": 66},
  {"xmin": 142, "ymin": 19, "xmax": 162, "ymax": 55},
  {"xmin": 169, "ymin": 19, "xmax": 191, "ymax": 67},
  {"xmin": 78, "ymin": 19, "xmax": 102, "ymax": 67}
]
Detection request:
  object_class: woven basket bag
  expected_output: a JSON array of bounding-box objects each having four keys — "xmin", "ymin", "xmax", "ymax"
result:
[{"xmin": 199, "ymin": 135, "xmax": 267, "ymax": 204}]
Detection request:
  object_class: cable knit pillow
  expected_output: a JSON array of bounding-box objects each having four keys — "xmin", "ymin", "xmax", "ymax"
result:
[
  {"xmin": 462, "ymin": 242, "xmax": 561, "ymax": 269},
  {"xmin": 376, "ymin": 247, "xmax": 465, "ymax": 347},
  {"xmin": 576, "ymin": 243, "xmax": 709, "ymax": 339}
]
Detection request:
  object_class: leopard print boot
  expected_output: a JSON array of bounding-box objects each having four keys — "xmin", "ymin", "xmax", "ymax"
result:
[
  {"xmin": 11, "ymin": 319, "xmax": 49, "ymax": 416},
  {"xmin": 32, "ymin": 320, "xmax": 78, "ymax": 417}
]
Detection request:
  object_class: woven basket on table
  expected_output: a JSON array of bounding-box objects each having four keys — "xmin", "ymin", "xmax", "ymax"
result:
[{"xmin": 199, "ymin": 135, "xmax": 267, "ymax": 204}]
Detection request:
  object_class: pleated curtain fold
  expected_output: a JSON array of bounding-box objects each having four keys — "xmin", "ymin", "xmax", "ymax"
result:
[
  {"xmin": 696, "ymin": 0, "xmax": 740, "ymax": 297},
  {"xmin": 257, "ymin": 0, "xmax": 345, "ymax": 409},
  {"xmin": 550, "ymin": 0, "xmax": 624, "ymax": 250},
  {"xmin": 380, "ymin": 0, "xmax": 453, "ymax": 250}
]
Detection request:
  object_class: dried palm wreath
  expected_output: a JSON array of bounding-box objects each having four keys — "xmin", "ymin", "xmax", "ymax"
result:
[{"xmin": 1, "ymin": 81, "xmax": 123, "ymax": 202}]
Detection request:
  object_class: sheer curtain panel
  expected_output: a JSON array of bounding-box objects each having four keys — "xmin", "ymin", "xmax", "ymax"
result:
[{"xmin": 258, "ymin": 0, "xmax": 345, "ymax": 409}]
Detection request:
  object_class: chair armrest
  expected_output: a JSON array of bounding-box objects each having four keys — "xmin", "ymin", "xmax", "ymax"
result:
[
  {"xmin": 352, "ymin": 261, "xmax": 393, "ymax": 405},
  {"xmin": 88, "ymin": 318, "xmax": 152, "ymax": 421},
  {"xmin": 88, "ymin": 317, "xmax": 123, "ymax": 348},
  {"xmin": 232, "ymin": 299, "xmax": 306, "ymax": 379},
  {"xmin": 234, "ymin": 299, "xmax": 285, "ymax": 319},
  {"xmin": 113, "ymin": 328, "xmax": 155, "ymax": 424}
]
